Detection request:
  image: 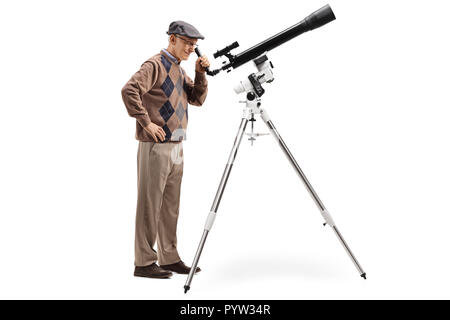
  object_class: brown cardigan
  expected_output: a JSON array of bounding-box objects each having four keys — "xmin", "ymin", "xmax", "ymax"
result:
[{"xmin": 122, "ymin": 50, "xmax": 208, "ymax": 142}]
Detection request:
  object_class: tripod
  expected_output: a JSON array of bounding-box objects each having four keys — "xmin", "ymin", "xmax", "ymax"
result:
[{"xmin": 184, "ymin": 55, "xmax": 366, "ymax": 293}]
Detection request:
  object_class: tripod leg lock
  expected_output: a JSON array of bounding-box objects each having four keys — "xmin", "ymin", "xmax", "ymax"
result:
[
  {"xmin": 321, "ymin": 209, "xmax": 335, "ymax": 227},
  {"xmin": 204, "ymin": 211, "xmax": 217, "ymax": 231}
]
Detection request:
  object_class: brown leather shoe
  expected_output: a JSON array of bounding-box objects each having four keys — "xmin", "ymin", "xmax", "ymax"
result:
[
  {"xmin": 134, "ymin": 263, "xmax": 173, "ymax": 279},
  {"xmin": 160, "ymin": 261, "xmax": 201, "ymax": 274}
]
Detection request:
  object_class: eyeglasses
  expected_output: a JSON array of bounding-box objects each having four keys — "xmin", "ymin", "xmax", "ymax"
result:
[{"xmin": 174, "ymin": 35, "xmax": 198, "ymax": 49}]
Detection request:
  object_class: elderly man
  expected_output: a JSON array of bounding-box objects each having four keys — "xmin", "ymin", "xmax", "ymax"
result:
[{"xmin": 121, "ymin": 21, "xmax": 210, "ymax": 279}]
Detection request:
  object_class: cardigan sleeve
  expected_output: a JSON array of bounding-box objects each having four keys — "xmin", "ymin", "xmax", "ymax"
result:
[
  {"xmin": 184, "ymin": 71, "xmax": 208, "ymax": 106},
  {"xmin": 121, "ymin": 61, "xmax": 159, "ymax": 127}
]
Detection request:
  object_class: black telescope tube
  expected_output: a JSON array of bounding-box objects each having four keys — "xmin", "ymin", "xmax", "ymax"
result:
[{"xmin": 223, "ymin": 4, "xmax": 335, "ymax": 70}]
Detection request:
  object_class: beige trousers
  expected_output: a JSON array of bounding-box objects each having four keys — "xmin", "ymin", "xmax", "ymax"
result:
[{"xmin": 135, "ymin": 141, "xmax": 184, "ymax": 267}]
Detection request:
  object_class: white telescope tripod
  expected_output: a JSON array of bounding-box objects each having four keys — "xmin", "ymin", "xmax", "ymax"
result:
[{"xmin": 184, "ymin": 54, "xmax": 366, "ymax": 293}]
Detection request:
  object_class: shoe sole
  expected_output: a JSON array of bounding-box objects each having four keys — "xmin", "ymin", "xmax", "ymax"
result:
[{"xmin": 160, "ymin": 269, "xmax": 201, "ymax": 275}]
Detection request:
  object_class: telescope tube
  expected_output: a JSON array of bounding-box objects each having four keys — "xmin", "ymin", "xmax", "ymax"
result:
[{"xmin": 222, "ymin": 4, "xmax": 336, "ymax": 71}]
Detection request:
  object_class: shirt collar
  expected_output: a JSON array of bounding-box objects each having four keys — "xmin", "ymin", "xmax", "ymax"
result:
[{"xmin": 162, "ymin": 49, "xmax": 180, "ymax": 65}]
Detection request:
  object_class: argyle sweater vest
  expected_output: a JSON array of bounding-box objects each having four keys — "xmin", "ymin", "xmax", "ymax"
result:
[{"xmin": 122, "ymin": 50, "xmax": 208, "ymax": 142}]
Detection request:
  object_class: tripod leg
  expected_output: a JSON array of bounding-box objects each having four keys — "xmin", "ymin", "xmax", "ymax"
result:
[
  {"xmin": 184, "ymin": 117, "xmax": 249, "ymax": 293},
  {"xmin": 259, "ymin": 108, "xmax": 366, "ymax": 279}
]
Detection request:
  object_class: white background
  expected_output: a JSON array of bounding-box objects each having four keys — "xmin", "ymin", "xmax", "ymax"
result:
[{"xmin": 1, "ymin": 0, "xmax": 449, "ymax": 299}]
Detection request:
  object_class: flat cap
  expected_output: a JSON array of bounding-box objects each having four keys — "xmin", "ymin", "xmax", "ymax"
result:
[{"xmin": 166, "ymin": 20, "xmax": 205, "ymax": 40}]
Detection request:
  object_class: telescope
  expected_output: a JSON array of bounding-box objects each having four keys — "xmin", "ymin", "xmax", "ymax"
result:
[
  {"xmin": 185, "ymin": 3, "xmax": 367, "ymax": 294},
  {"xmin": 206, "ymin": 4, "xmax": 336, "ymax": 76}
]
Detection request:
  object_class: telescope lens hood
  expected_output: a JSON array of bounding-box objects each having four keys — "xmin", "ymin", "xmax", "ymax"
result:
[{"xmin": 304, "ymin": 4, "xmax": 336, "ymax": 31}]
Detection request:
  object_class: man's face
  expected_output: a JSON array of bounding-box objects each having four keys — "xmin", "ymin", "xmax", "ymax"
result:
[{"xmin": 170, "ymin": 34, "xmax": 198, "ymax": 61}]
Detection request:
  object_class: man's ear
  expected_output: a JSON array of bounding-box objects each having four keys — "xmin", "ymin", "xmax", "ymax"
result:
[{"xmin": 169, "ymin": 34, "xmax": 176, "ymax": 46}]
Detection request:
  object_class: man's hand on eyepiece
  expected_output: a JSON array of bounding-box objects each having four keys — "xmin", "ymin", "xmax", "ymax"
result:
[{"xmin": 195, "ymin": 56, "xmax": 210, "ymax": 73}]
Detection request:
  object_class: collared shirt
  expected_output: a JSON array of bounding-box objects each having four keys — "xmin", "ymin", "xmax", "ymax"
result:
[{"xmin": 162, "ymin": 48, "xmax": 180, "ymax": 65}]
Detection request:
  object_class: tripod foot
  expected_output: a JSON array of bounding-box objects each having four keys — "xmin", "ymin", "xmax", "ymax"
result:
[
  {"xmin": 361, "ymin": 273, "xmax": 367, "ymax": 280},
  {"xmin": 184, "ymin": 285, "xmax": 190, "ymax": 294}
]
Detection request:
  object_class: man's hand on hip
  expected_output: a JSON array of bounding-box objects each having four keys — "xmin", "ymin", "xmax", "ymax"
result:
[{"xmin": 144, "ymin": 123, "xmax": 166, "ymax": 142}]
